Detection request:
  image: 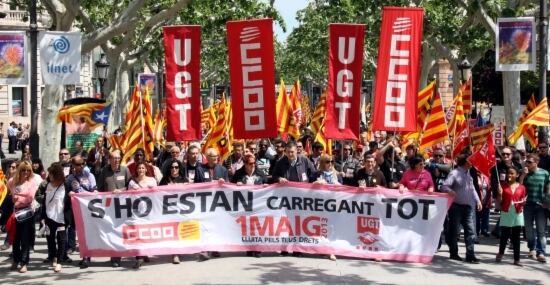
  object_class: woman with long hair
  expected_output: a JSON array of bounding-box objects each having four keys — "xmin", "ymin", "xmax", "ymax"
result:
[
  {"xmin": 31, "ymin": 158, "xmax": 47, "ymax": 180},
  {"xmin": 40, "ymin": 162, "xmax": 72, "ymax": 272},
  {"xmin": 8, "ymin": 161, "xmax": 39, "ymax": 273},
  {"xmin": 496, "ymin": 166, "xmax": 526, "ymax": 266},
  {"xmin": 128, "ymin": 162, "xmax": 157, "ymax": 269}
]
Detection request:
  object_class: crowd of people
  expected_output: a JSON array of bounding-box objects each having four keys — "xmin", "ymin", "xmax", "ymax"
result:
[{"xmin": 0, "ymin": 129, "xmax": 549, "ymax": 273}]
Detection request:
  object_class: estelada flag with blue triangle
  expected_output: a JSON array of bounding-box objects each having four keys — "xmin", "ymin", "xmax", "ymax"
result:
[{"xmin": 57, "ymin": 102, "xmax": 111, "ymax": 129}]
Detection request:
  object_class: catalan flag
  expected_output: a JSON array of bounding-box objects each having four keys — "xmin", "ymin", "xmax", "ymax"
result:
[
  {"xmin": 508, "ymin": 97, "xmax": 550, "ymax": 144},
  {"xmin": 290, "ymin": 80, "xmax": 303, "ymax": 132},
  {"xmin": 0, "ymin": 169, "xmax": 6, "ymax": 207},
  {"xmin": 470, "ymin": 124, "xmax": 494, "ymax": 151},
  {"xmin": 447, "ymin": 91, "xmax": 466, "ymax": 137},
  {"xmin": 153, "ymin": 108, "xmax": 166, "ymax": 146},
  {"xmin": 57, "ymin": 102, "xmax": 110, "ymax": 129},
  {"xmin": 510, "ymin": 95, "xmax": 537, "ymax": 147},
  {"xmin": 461, "ymin": 77, "xmax": 472, "ymax": 115},
  {"xmin": 418, "ymin": 90, "xmax": 449, "ymax": 153},
  {"xmin": 309, "ymin": 91, "xmax": 327, "ymax": 135},
  {"xmin": 202, "ymin": 96, "xmax": 233, "ymax": 161},
  {"xmin": 402, "ymin": 81, "xmax": 436, "ymax": 145},
  {"xmin": 314, "ymin": 120, "xmax": 332, "ymax": 156},
  {"xmin": 121, "ymin": 85, "xmax": 155, "ymax": 163},
  {"xmin": 276, "ymin": 79, "xmax": 300, "ymax": 139}
]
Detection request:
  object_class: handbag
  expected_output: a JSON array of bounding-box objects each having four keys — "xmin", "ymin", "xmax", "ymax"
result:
[{"xmin": 14, "ymin": 206, "xmax": 34, "ymax": 222}]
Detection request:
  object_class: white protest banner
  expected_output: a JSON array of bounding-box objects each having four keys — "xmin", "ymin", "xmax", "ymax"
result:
[
  {"xmin": 39, "ymin": 31, "xmax": 81, "ymax": 84},
  {"xmin": 72, "ymin": 182, "xmax": 452, "ymax": 263}
]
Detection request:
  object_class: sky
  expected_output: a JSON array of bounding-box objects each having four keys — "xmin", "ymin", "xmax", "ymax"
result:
[{"xmin": 273, "ymin": 0, "xmax": 309, "ymax": 42}]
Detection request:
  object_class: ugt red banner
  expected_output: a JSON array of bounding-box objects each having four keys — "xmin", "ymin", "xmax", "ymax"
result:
[
  {"xmin": 372, "ymin": 7, "xmax": 424, "ymax": 132},
  {"xmin": 226, "ymin": 19, "xmax": 277, "ymax": 139},
  {"xmin": 163, "ymin": 25, "xmax": 202, "ymax": 141},
  {"xmin": 325, "ymin": 24, "xmax": 365, "ymax": 140}
]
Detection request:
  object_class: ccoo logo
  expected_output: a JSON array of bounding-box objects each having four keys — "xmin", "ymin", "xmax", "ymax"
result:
[{"xmin": 52, "ymin": 36, "xmax": 70, "ymax": 54}]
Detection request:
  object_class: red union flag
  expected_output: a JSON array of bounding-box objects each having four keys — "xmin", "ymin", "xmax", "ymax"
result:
[
  {"xmin": 325, "ymin": 24, "xmax": 365, "ymax": 139},
  {"xmin": 226, "ymin": 19, "xmax": 277, "ymax": 139},
  {"xmin": 372, "ymin": 7, "xmax": 424, "ymax": 132},
  {"xmin": 163, "ymin": 25, "xmax": 202, "ymax": 141}
]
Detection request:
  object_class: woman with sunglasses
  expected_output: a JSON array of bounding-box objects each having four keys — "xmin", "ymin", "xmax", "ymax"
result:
[
  {"xmin": 311, "ymin": 154, "xmax": 343, "ymax": 186},
  {"xmin": 311, "ymin": 154, "xmax": 342, "ymax": 261},
  {"xmin": 8, "ymin": 161, "xmax": 39, "ymax": 273},
  {"xmin": 159, "ymin": 159, "xmax": 187, "ymax": 264}
]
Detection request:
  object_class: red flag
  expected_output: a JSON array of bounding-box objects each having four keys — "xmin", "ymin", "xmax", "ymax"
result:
[
  {"xmin": 226, "ymin": 19, "xmax": 277, "ymax": 139},
  {"xmin": 468, "ymin": 135, "xmax": 496, "ymax": 179},
  {"xmin": 325, "ymin": 24, "xmax": 365, "ymax": 139},
  {"xmin": 452, "ymin": 127, "xmax": 470, "ymax": 157},
  {"xmin": 372, "ymin": 7, "xmax": 424, "ymax": 132},
  {"xmin": 163, "ymin": 25, "xmax": 202, "ymax": 141}
]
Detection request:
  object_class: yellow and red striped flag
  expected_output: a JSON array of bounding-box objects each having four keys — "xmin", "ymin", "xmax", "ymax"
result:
[
  {"xmin": 290, "ymin": 80, "xmax": 303, "ymax": 133},
  {"xmin": 418, "ymin": 90, "xmax": 449, "ymax": 153},
  {"xmin": 57, "ymin": 102, "xmax": 109, "ymax": 129},
  {"xmin": 511, "ymin": 95, "xmax": 538, "ymax": 147},
  {"xmin": 461, "ymin": 77, "xmax": 472, "ymax": 115},
  {"xmin": 509, "ymin": 97, "xmax": 550, "ymax": 144},
  {"xmin": 402, "ymin": 80, "xmax": 436, "ymax": 146},
  {"xmin": 202, "ymin": 96, "xmax": 233, "ymax": 161},
  {"xmin": 471, "ymin": 124, "xmax": 495, "ymax": 151},
  {"xmin": 447, "ymin": 91, "xmax": 466, "ymax": 137},
  {"xmin": 121, "ymin": 86, "xmax": 155, "ymax": 163},
  {"xmin": 314, "ymin": 120, "xmax": 332, "ymax": 156},
  {"xmin": 0, "ymin": 169, "xmax": 6, "ymax": 207},
  {"xmin": 309, "ymin": 91, "xmax": 327, "ymax": 135},
  {"xmin": 276, "ymin": 79, "xmax": 300, "ymax": 139},
  {"xmin": 153, "ymin": 108, "xmax": 166, "ymax": 146},
  {"xmin": 108, "ymin": 134, "xmax": 123, "ymax": 151}
]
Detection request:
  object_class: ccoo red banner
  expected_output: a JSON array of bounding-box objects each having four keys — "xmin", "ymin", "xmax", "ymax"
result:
[
  {"xmin": 325, "ymin": 24, "xmax": 365, "ymax": 140},
  {"xmin": 372, "ymin": 7, "xmax": 424, "ymax": 132},
  {"xmin": 163, "ymin": 25, "xmax": 202, "ymax": 141},
  {"xmin": 226, "ymin": 19, "xmax": 277, "ymax": 139}
]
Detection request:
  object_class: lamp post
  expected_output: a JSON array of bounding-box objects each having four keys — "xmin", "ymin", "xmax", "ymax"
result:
[
  {"xmin": 29, "ymin": 0, "xmax": 39, "ymax": 159},
  {"xmin": 538, "ymin": 0, "xmax": 548, "ymax": 143},
  {"xmin": 94, "ymin": 53, "xmax": 109, "ymax": 99},
  {"xmin": 457, "ymin": 57, "xmax": 471, "ymax": 83}
]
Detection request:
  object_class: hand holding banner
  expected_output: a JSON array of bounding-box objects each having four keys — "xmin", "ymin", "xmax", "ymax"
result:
[
  {"xmin": 72, "ymin": 182, "xmax": 452, "ymax": 263},
  {"xmin": 163, "ymin": 26, "xmax": 202, "ymax": 141}
]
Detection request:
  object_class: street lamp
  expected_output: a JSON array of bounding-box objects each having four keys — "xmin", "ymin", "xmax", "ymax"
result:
[
  {"xmin": 95, "ymin": 53, "xmax": 109, "ymax": 98},
  {"xmin": 457, "ymin": 57, "xmax": 471, "ymax": 83}
]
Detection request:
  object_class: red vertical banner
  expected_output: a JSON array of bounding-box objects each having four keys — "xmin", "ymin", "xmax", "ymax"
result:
[
  {"xmin": 163, "ymin": 25, "xmax": 202, "ymax": 141},
  {"xmin": 226, "ymin": 19, "xmax": 277, "ymax": 139},
  {"xmin": 325, "ymin": 24, "xmax": 365, "ymax": 140},
  {"xmin": 372, "ymin": 7, "xmax": 424, "ymax": 132}
]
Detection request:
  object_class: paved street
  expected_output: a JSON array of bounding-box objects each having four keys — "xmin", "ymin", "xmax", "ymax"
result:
[{"xmin": 0, "ymin": 229, "xmax": 548, "ymax": 285}]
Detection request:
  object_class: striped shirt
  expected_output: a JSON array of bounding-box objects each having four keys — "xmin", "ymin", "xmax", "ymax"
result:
[{"xmin": 523, "ymin": 168, "xmax": 550, "ymax": 204}]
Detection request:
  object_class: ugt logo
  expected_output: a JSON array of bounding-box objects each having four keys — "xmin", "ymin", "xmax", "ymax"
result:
[{"xmin": 356, "ymin": 216, "xmax": 380, "ymax": 246}]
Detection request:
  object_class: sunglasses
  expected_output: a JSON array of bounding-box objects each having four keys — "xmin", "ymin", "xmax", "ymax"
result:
[
  {"xmin": 324, "ymin": 160, "xmax": 334, "ymax": 164},
  {"xmin": 170, "ymin": 166, "xmax": 179, "ymax": 169}
]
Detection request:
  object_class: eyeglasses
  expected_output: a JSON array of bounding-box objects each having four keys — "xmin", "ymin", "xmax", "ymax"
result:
[
  {"xmin": 502, "ymin": 153, "xmax": 512, "ymax": 156},
  {"xmin": 526, "ymin": 160, "xmax": 535, "ymax": 164},
  {"xmin": 170, "ymin": 166, "xmax": 179, "ymax": 169},
  {"xmin": 325, "ymin": 160, "xmax": 334, "ymax": 164}
]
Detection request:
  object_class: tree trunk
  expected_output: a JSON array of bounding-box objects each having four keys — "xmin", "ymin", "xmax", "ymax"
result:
[
  {"xmin": 419, "ymin": 42, "xmax": 436, "ymax": 88},
  {"xmin": 502, "ymin": 71, "xmax": 525, "ymax": 149},
  {"xmin": 39, "ymin": 85, "xmax": 65, "ymax": 167}
]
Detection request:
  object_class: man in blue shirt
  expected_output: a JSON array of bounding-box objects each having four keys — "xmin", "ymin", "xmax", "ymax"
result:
[{"xmin": 440, "ymin": 154, "xmax": 482, "ymax": 263}]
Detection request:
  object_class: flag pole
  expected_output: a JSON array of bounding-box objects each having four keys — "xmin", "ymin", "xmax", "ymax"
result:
[{"xmin": 139, "ymin": 86, "xmax": 146, "ymax": 152}]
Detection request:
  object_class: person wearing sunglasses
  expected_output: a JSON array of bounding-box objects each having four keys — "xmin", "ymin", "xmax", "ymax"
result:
[
  {"xmin": 334, "ymin": 142, "xmax": 360, "ymax": 186},
  {"xmin": 427, "ymin": 148, "xmax": 452, "ymax": 192},
  {"xmin": 8, "ymin": 161, "xmax": 39, "ymax": 273}
]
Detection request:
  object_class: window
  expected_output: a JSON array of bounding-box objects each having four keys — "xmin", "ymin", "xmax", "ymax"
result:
[{"xmin": 12, "ymin": 86, "xmax": 25, "ymax": 116}]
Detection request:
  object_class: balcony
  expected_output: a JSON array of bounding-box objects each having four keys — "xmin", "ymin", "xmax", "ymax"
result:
[{"xmin": 0, "ymin": 9, "xmax": 51, "ymax": 30}]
